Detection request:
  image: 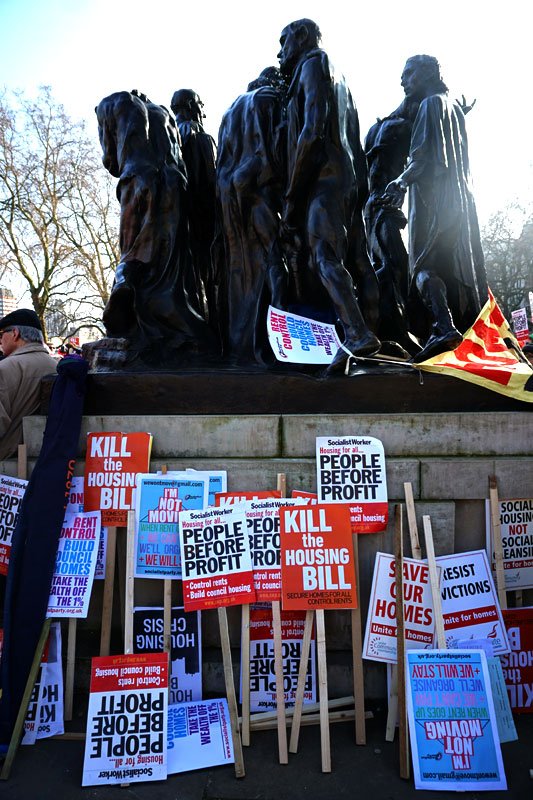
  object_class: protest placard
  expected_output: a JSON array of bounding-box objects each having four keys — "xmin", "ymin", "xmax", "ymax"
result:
[
  {"xmin": 179, "ymin": 506, "xmax": 255, "ymax": 611},
  {"xmin": 47, "ymin": 511, "xmax": 101, "ymax": 617},
  {"xmin": 22, "ymin": 623, "xmax": 64, "ymax": 744},
  {"xmin": 65, "ymin": 476, "xmax": 107, "ymax": 580},
  {"xmin": 485, "ymin": 498, "xmax": 533, "ymax": 590},
  {"xmin": 215, "ymin": 490, "xmax": 281, "ymax": 507},
  {"xmin": 183, "ymin": 469, "xmax": 227, "ymax": 506},
  {"xmin": 291, "ymin": 490, "xmax": 317, "ymax": 503},
  {"xmin": 316, "ymin": 436, "xmax": 388, "ymax": 533},
  {"xmin": 501, "ymin": 607, "xmax": 533, "ymax": 713},
  {"xmin": 244, "ymin": 498, "xmax": 308, "ymax": 602},
  {"xmin": 167, "ymin": 699, "xmax": 234, "ymax": 774},
  {"xmin": 245, "ymin": 605, "xmax": 316, "ymax": 712},
  {"xmin": 134, "ymin": 475, "xmax": 208, "ymax": 579},
  {"xmin": 511, "ymin": 307, "xmax": 529, "ymax": 346},
  {"xmin": 84, "ymin": 432, "xmax": 152, "ymax": 526},
  {"xmin": 437, "ymin": 551, "xmax": 510, "ymax": 655},
  {"xmin": 406, "ymin": 650, "xmax": 506, "ymax": 791},
  {"xmin": 362, "ymin": 553, "xmax": 437, "ymax": 664},
  {"xmin": 0, "ymin": 473, "xmax": 28, "ymax": 575},
  {"xmin": 486, "ymin": 657, "xmax": 517, "ymax": 743},
  {"xmin": 281, "ymin": 504, "xmax": 356, "ymax": 611},
  {"xmin": 267, "ymin": 306, "xmax": 341, "ymax": 364},
  {"xmin": 82, "ymin": 653, "xmax": 168, "ymax": 787},
  {"xmin": 133, "ymin": 606, "xmax": 202, "ymax": 705}
]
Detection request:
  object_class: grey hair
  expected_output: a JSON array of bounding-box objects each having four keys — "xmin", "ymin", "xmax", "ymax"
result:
[{"xmin": 16, "ymin": 325, "xmax": 44, "ymax": 343}]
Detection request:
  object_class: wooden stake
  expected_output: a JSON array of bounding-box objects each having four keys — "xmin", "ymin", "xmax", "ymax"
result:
[
  {"xmin": 218, "ymin": 607, "xmax": 245, "ymax": 778},
  {"xmin": 395, "ymin": 505, "xmax": 410, "ymax": 780},
  {"xmin": 272, "ymin": 600, "xmax": 288, "ymax": 763},
  {"xmin": 489, "ymin": 475, "xmax": 508, "ymax": 611},
  {"xmin": 316, "ymin": 609, "xmax": 331, "ymax": 773},
  {"xmin": 99, "ymin": 526, "xmax": 117, "ymax": 656},
  {"xmin": 240, "ymin": 604, "xmax": 251, "ymax": 746},
  {"xmin": 17, "ymin": 444, "xmax": 28, "ymax": 480},
  {"xmin": 351, "ymin": 533, "xmax": 366, "ymax": 744},
  {"xmin": 422, "ymin": 516, "xmax": 446, "ymax": 649},
  {"xmin": 403, "ymin": 482, "xmax": 421, "ymax": 559},
  {"xmin": 64, "ymin": 618, "xmax": 77, "ymax": 721},
  {"xmin": 0, "ymin": 619, "xmax": 51, "ymax": 780},
  {"xmin": 124, "ymin": 510, "xmax": 135, "ymax": 653},
  {"xmin": 385, "ymin": 664, "xmax": 398, "ymax": 742},
  {"xmin": 289, "ymin": 609, "xmax": 313, "ymax": 753},
  {"xmin": 163, "ymin": 580, "xmax": 172, "ymax": 655}
]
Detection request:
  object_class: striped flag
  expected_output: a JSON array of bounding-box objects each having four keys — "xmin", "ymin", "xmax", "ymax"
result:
[{"xmin": 416, "ymin": 291, "xmax": 533, "ymax": 403}]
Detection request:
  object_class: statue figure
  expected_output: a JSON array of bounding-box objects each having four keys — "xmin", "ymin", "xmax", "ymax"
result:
[
  {"xmin": 278, "ymin": 19, "xmax": 380, "ymax": 372},
  {"xmin": 216, "ymin": 67, "xmax": 288, "ymax": 364},
  {"xmin": 364, "ymin": 100, "xmax": 420, "ymax": 354},
  {"xmin": 381, "ymin": 56, "xmax": 488, "ymax": 361},
  {"xmin": 95, "ymin": 91, "xmax": 213, "ymax": 364},
  {"xmin": 170, "ymin": 89, "xmax": 218, "ymax": 328}
]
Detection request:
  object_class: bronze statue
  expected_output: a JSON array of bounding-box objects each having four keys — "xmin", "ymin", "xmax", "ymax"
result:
[
  {"xmin": 364, "ymin": 100, "xmax": 420, "ymax": 355},
  {"xmin": 95, "ymin": 91, "xmax": 214, "ymax": 364},
  {"xmin": 216, "ymin": 67, "xmax": 288, "ymax": 364},
  {"xmin": 170, "ymin": 89, "xmax": 218, "ymax": 328},
  {"xmin": 278, "ymin": 19, "xmax": 380, "ymax": 372},
  {"xmin": 381, "ymin": 56, "xmax": 488, "ymax": 361}
]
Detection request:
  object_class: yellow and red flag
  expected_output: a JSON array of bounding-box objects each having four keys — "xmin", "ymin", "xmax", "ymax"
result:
[{"xmin": 415, "ymin": 291, "xmax": 533, "ymax": 403}]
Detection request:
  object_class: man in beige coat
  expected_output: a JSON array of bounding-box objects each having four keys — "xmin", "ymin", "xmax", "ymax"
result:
[{"xmin": 0, "ymin": 309, "xmax": 57, "ymax": 461}]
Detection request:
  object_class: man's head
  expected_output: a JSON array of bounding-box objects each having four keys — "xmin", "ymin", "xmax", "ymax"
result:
[
  {"xmin": 0, "ymin": 308, "xmax": 43, "ymax": 357},
  {"xmin": 401, "ymin": 55, "xmax": 448, "ymax": 101},
  {"xmin": 278, "ymin": 19, "xmax": 321, "ymax": 77},
  {"xmin": 170, "ymin": 89, "xmax": 204, "ymax": 124},
  {"xmin": 247, "ymin": 66, "xmax": 285, "ymax": 93}
]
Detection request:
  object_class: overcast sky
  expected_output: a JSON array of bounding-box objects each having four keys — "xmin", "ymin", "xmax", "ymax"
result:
[{"xmin": 1, "ymin": 0, "xmax": 531, "ymax": 227}]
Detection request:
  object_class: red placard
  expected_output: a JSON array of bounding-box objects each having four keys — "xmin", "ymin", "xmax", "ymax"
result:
[
  {"xmin": 84, "ymin": 432, "xmax": 152, "ymax": 526},
  {"xmin": 215, "ymin": 490, "xmax": 281, "ymax": 506},
  {"xmin": 280, "ymin": 504, "xmax": 356, "ymax": 610},
  {"xmin": 502, "ymin": 607, "xmax": 533, "ymax": 713},
  {"xmin": 90, "ymin": 653, "xmax": 169, "ymax": 693}
]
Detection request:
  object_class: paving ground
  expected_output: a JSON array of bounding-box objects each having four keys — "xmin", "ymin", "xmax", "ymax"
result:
[{"xmin": 2, "ymin": 706, "xmax": 532, "ymax": 800}]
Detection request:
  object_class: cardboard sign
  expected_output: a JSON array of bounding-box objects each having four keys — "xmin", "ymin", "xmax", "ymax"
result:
[
  {"xmin": 47, "ymin": 511, "xmax": 101, "ymax": 617},
  {"xmin": 22, "ymin": 623, "xmax": 64, "ymax": 744},
  {"xmin": 167, "ymin": 700, "xmax": 234, "ymax": 774},
  {"xmin": 84, "ymin": 432, "xmax": 152, "ymax": 526},
  {"xmin": 65, "ymin": 476, "xmax": 107, "ymax": 580},
  {"xmin": 134, "ymin": 475, "xmax": 208, "ymax": 579},
  {"xmin": 133, "ymin": 606, "xmax": 202, "ymax": 705},
  {"xmin": 82, "ymin": 653, "xmax": 168, "ymax": 786},
  {"xmin": 406, "ymin": 650, "xmax": 506, "ymax": 792},
  {"xmin": 511, "ymin": 307, "xmax": 529, "ymax": 346},
  {"xmin": 438, "ymin": 551, "xmax": 509, "ymax": 655},
  {"xmin": 501, "ymin": 607, "xmax": 533, "ymax": 713},
  {"xmin": 281, "ymin": 504, "xmax": 356, "ymax": 611},
  {"xmin": 244, "ymin": 498, "xmax": 308, "ymax": 602},
  {"xmin": 486, "ymin": 498, "xmax": 533, "ymax": 590},
  {"xmin": 316, "ymin": 436, "xmax": 388, "ymax": 532},
  {"xmin": 246, "ymin": 605, "xmax": 316, "ymax": 712},
  {"xmin": 179, "ymin": 506, "xmax": 255, "ymax": 611},
  {"xmin": 215, "ymin": 490, "xmax": 281, "ymax": 507},
  {"xmin": 267, "ymin": 306, "xmax": 341, "ymax": 364},
  {"xmin": 0, "ymin": 474, "xmax": 28, "ymax": 575},
  {"xmin": 486, "ymin": 657, "xmax": 517, "ymax": 743},
  {"xmin": 362, "ymin": 553, "xmax": 437, "ymax": 664}
]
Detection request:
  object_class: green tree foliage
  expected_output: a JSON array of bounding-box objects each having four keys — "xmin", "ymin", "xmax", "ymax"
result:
[{"xmin": 0, "ymin": 87, "xmax": 118, "ymax": 340}]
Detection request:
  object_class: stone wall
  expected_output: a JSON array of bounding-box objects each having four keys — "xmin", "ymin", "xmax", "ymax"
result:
[{"xmin": 2, "ymin": 411, "xmax": 531, "ymax": 699}]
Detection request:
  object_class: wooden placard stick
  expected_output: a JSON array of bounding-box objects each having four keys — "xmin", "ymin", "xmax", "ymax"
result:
[
  {"xmin": 17, "ymin": 443, "xmax": 28, "ymax": 480},
  {"xmin": 0, "ymin": 619, "xmax": 51, "ymax": 780},
  {"xmin": 489, "ymin": 475, "xmax": 508, "ymax": 611},
  {"xmin": 395, "ymin": 504, "xmax": 410, "ymax": 780},
  {"xmin": 124, "ymin": 509, "xmax": 136, "ymax": 653},
  {"xmin": 240, "ymin": 603, "xmax": 251, "ymax": 746},
  {"xmin": 159, "ymin": 465, "xmax": 173, "ymax": 658},
  {"xmin": 316, "ymin": 609, "xmax": 331, "ymax": 773},
  {"xmin": 218, "ymin": 607, "xmax": 245, "ymax": 778},
  {"xmin": 99, "ymin": 526, "xmax": 117, "ymax": 656},
  {"xmin": 289, "ymin": 609, "xmax": 314, "ymax": 753},
  {"xmin": 422, "ymin": 516, "xmax": 446, "ymax": 649},
  {"xmin": 64, "ymin": 618, "xmax": 77, "ymax": 721},
  {"xmin": 272, "ymin": 599, "xmax": 288, "ymax": 763},
  {"xmin": 351, "ymin": 533, "xmax": 366, "ymax": 745},
  {"xmin": 403, "ymin": 482, "xmax": 421, "ymax": 560}
]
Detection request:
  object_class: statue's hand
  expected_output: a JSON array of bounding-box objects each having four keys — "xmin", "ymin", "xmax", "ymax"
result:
[
  {"xmin": 456, "ymin": 94, "xmax": 476, "ymax": 115},
  {"xmin": 380, "ymin": 179, "xmax": 407, "ymax": 209}
]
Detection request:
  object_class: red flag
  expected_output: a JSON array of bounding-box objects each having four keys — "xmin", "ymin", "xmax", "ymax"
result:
[{"xmin": 416, "ymin": 291, "xmax": 533, "ymax": 403}]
